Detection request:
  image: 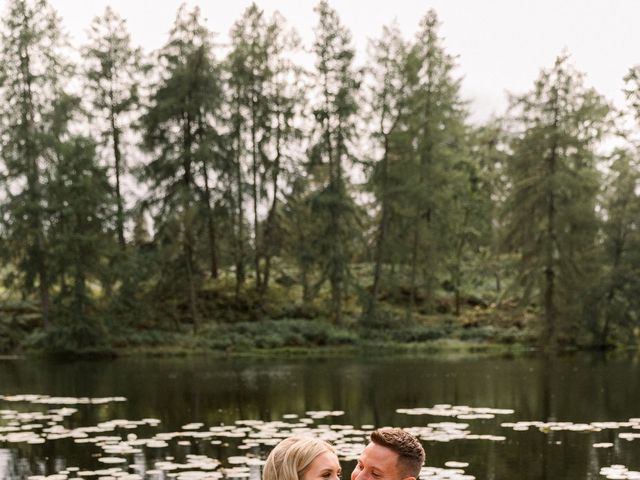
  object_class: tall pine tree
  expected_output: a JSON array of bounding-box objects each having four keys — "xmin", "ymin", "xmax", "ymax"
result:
[
  {"xmin": 82, "ymin": 6, "xmax": 142, "ymax": 251},
  {"xmin": 504, "ymin": 54, "xmax": 609, "ymax": 347},
  {"xmin": 0, "ymin": 0, "xmax": 72, "ymax": 326},
  {"xmin": 308, "ymin": 0, "xmax": 361, "ymax": 324},
  {"xmin": 363, "ymin": 22, "xmax": 409, "ymax": 322},
  {"xmin": 140, "ymin": 5, "xmax": 222, "ymax": 330},
  {"xmin": 394, "ymin": 10, "xmax": 467, "ymax": 319}
]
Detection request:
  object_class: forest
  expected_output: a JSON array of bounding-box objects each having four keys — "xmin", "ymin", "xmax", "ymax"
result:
[{"xmin": 1, "ymin": 0, "xmax": 639, "ymax": 355}]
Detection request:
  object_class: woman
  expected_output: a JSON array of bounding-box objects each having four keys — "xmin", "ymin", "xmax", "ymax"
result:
[{"xmin": 263, "ymin": 436, "xmax": 341, "ymax": 480}]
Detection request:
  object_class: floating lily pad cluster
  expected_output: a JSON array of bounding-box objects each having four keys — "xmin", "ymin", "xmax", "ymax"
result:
[
  {"xmin": 500, "ymin": 418, "xmax": 640, "ymax": 448},
  {"xmin": 396, "ymin": 404, "xmax": 640, "ymax": 453},
  {"xmin": 396, "ymin": 405, "xmax": 515, "ymax": 420},
  {"xmin": 405, "ymin": 423, "xmax": 506, "ymax": 443},
  {"xmin": 1, "ymin": 396, "xmax": 479, "ymax": 480},
  {"xmin": 600, "ymin": 465, "xmax": 640, "ymax": 479},
  {"xmin": 419, "ymin": 465, "xmax": 473, "ymax": 480},
  {"xmin": 395, "ymin": 404, "xmax": 515, "ymax": 442},
  {"xmin": 0, "ymin": 394, "xmax": 127, "ymax": 405}
]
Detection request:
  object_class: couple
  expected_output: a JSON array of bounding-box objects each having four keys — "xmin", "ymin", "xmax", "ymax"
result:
[{"xmin": 263, "ymin": 428, "xmax": 425, "ymax": 480}]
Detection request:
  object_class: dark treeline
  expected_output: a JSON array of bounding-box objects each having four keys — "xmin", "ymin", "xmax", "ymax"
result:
[{"xmin": 1, "ymin": 0, "xmax": 639, "ymax": 354}]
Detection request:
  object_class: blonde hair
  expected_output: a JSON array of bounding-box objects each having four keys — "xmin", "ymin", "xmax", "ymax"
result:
[{"xmin": 263, "ymin": 436, "xmax": 335, "ymax": 480}]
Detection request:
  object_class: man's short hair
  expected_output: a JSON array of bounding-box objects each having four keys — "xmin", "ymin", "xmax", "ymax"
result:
[{"xmin": 370, "ymin": 428, "xmax": 425, "ymax": 479}]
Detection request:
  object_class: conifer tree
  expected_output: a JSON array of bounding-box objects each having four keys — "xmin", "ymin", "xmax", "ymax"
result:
[
  {"xmin": 0, "ymin": 0, "xmax": 72, "ymax": 326},
  {"xmin": 140, "ymin": 5, "xmax": 222, "ymax": 330},
  {"xmin": 227, "ymin": 4, "xmax": 272, "ymax": 291},
  {"xmin": 597, "ymin": 148, "xmax": 640, "ymax": 346},
  {"xmin": 47, "ymin": 136, "xmax": 112, "ymax": 350},
  {"xmin": 258, "ymin": 13, "xmax": 304, "ymax": 295},
  {"xmin": 504, "ymin": 54, "xmax": 609, "ymax": 346},
  {"xmin": 397, "ymin": 10, "xmax": 467, "ymax": 318},
  {"xmin": 468, "ymin": 122, "xmax": 509, "ymax": 297},
  {"xmin": 308, "ymin": 0, "xmax": 361, "ymax": 324},
  {"xmin": 363, "ymin": 22, "xmax": 409, "ymax": 322},
  {"xmin": 82, "ymin": 6, "xmax": 142, "ymax": 251}
]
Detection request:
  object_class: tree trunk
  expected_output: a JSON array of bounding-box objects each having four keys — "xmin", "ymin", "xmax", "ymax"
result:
[
  {"xmin": 185, "ymin": 239, "xmax": 200, "ymax": 332},
  {"xmin": 601, "ymin": 234, "xmax": 625, "ymax": 347},
  {"xmin": 20, "ymin": 40, "xmax": 50, "ymax": 328},
  {"xmin": 407, "ymin": 78, "xmax": 433, "ymax": 321},
  {"xmin": 234, "ymin": 108, "xmax": 246, "ymax": 298},
  {"xmin": 250, "ymin": 97, "xmax": 261, "ymax": 290},
  {"xmin": 197, "ymin": 116, "xmax": 218, "ymax": 279},
  {"xmin": 109, "ymin": 92, "xmax": 126, "ymax": 251},
  {"xmin": 453, "ymin": 208, "xmax": 470, "ymax": 316},
  {"xmin": 36, "ymin": 229, "xmax": 50, "ymax": 327},
  {"xmin": 182, "ymin": 111, "xmax": 199, "ymax": 330},
  {"xmin": 202, "ymin": 161, "xmax": 219, "ymax": 280},
  {"xmin": 331, "ymin": 122, "xmax": 344, "ymax": 325},
  {"xmin": 407, "ymin": 224, "xmax": 420, "ymax": 322},
  {"xmin": 543, "ymin": 93, "xmax": 559, "ymax": 348},
  {"xmin": 543, "ymin": 191, "xmax": 557, "ymax": 347},
  {"xmin": 367, "ymin": 134, "xmax": 390, "ymax": 323},
  {"xmin": 73, "ymin": 229, "xmax": 86, "ymax": 323},
  {"xmin": 261, "ymin": 110, "xmax": 283, "ymax": 295}
]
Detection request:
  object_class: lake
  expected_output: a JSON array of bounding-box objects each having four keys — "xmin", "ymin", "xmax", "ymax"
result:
[{"xmin": 1, "ymin": 351, "xmax": 639, "ymax": 479}]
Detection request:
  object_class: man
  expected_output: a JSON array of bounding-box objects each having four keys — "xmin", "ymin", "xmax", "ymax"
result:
[{"xmin": 351, "ymin": 428, "xmax": 425, "ymax": 480}]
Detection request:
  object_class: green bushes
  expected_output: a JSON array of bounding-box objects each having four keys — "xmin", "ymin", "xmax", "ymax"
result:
[
  {"xmin": 361, "ymin": 323, "xmax": 452, "ymax": 343},
  {"xmin": 201, "ymin": 319, "xmax": 358, "ymax": 351},
  {"xmin": 0, "ymin": 320, "xmax": 17, "ymax": 354},
  {"xmin": 455, "ymin": 325, "xmax": 535, "ymax": 344},
  {"xmin": 22, "ymin": 316, "xmax": 113, "ymax": 357},
  {"xmin": 110, "ymin": 329, "xmax": 182, "ymax": 348}
]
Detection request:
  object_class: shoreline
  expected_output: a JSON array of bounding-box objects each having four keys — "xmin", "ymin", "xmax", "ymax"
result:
[{"xmin": 4, "ymin": 338, "xmax": 632, "ymax": 361}]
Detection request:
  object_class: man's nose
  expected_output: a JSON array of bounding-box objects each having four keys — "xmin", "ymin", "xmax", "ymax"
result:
[{"xmin": 352, "ymin": 469, "xmax": 366, "ymax": 480}]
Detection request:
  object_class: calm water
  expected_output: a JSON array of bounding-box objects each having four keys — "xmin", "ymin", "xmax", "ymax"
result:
[{"xmin": 0, "ymin": 352, "xmax": 639, "ymax": 479}]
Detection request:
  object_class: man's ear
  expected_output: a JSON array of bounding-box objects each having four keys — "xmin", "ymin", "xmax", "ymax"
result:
[{"xmin": 401, "ymin": 476, "xmax": 416, "ymax": 480}]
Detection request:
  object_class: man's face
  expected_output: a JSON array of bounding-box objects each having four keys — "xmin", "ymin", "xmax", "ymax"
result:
[{"xmin": 351, "ymin": 442, "xmax": 407, "ymax": 480}]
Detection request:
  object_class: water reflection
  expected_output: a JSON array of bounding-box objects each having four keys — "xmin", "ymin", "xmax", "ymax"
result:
[{"xmin": 0, "ymin": 352, "xmax": 639, "ymax": 479}]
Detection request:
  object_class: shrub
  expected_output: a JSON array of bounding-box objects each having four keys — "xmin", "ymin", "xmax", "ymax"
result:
[{"xmin": 202, "ymin": 319, "xmax": 355, "ymax": 351}]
